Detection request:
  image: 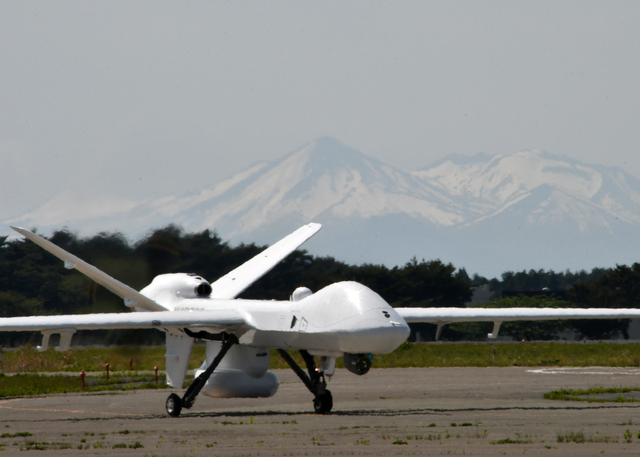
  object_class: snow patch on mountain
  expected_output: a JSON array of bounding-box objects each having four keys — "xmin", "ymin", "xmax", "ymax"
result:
[
  {"xmin": 417, "ymin": 150, "xmax": 604, "ymax": 205},
  {"xmin": 5, "ymin": 137, "xmax": 640, "ymax": 276}
]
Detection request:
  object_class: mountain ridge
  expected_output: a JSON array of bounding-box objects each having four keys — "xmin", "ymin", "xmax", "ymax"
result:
[{"xmin": 5, "ymin": 137, "xmax": 640, "ymax": 276}]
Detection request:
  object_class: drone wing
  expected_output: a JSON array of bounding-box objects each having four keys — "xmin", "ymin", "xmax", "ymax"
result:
[
  {"xmin": 11, "ymin": 226, "xmax": 166, "ymax": 311},
  {"xmin": 395, "ymin": 307, "xmax": 640, "ymax": 339},
  {"xmin": 209, "ymin": 223, "xmax": 322, "ymax": 299},
  {"xmin": 0, "ymin": 309, "xmax": 246, "ymax": 332}
]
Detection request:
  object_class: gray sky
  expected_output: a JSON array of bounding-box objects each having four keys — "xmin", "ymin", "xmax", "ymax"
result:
[{"xmin": 2, "ymin": 1, "xmax": 640, "ymax": 227}]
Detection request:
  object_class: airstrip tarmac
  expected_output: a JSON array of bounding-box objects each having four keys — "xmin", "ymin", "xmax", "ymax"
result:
[{"xmin": 2, "ymin": 367, "xmax": 640, "ymax": 456}]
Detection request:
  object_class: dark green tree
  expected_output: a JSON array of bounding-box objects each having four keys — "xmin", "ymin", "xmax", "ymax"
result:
[{"xmin": 565, "ymin": 264, "xmax": 640, "ymax": 339}]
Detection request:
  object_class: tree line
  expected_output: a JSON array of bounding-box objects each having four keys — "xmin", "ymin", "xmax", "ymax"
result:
[{"xmin": 1, "ymin": 225, "xmax": 639, "ymax": 345}]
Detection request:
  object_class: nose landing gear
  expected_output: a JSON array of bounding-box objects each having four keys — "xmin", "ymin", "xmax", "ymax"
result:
[
  {"xmin": 277, "ymin": 349, "xmax": 333, "ymax": 414},
  {"xmin": 313, "ymin": 390, "xmax": 333, "ymax": 414}
]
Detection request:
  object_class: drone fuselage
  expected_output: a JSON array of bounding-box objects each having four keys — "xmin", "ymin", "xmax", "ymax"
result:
[{"xmin": 142, "ymin": 275, "xmax": 410, "ymax": 355}]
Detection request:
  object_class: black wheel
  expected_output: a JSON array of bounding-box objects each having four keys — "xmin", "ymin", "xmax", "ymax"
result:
[
  {"xmin": 166, "ymin": 393, "xmax": 182, "ymax": 417},
  {"xmin": 313, "ymin": 390, "xmax": 333, "ymax": 414}
]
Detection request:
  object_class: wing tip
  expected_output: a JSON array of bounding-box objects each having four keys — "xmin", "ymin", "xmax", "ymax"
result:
[{"xmin": 10, "ymin": 226, "xmax": 31, "ymax": 237}]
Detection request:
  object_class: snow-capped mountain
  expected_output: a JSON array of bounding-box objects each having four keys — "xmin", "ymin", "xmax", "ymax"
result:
[
  {"xmin": 166, "ymin": 137, "xmax": 465, "ymax": 238},
  {"xmin": 417, "ymin": 150, "xmax": 640, "ymax": 228},
  {"xmin": 6, "ymin": 138, "xmax": 640, "ymax": 276}
]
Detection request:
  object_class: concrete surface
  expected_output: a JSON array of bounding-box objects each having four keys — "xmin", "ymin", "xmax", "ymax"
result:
[{"xmin": 2, "ymin": 367, "xmax": 640, "ymax": 455}]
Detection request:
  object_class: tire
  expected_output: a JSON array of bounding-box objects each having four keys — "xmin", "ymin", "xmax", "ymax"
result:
[
  {"xmin": 166, "ymin": 393, "xmax": 182, "ymax": 417},
  {"xmin": 313, "ymin": 390, "xmax": 333, "ymax": 414}
]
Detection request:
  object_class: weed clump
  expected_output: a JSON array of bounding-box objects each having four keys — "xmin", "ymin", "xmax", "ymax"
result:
[{"xmin": 490, "ymin": 437, "xmax": 532, "ymax": 444}]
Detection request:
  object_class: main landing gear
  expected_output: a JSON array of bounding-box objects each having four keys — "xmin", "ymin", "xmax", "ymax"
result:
[
  {"xmin": 165, "ymin": 334, "xmax": 238, "ymax": 417},
  {"xmin": 165, "ymin": 337, "xmax": 332, "ymax": 417},
  {"xmin": 277, "ymin": 349, "xmax": 333, "ymax": 414}
]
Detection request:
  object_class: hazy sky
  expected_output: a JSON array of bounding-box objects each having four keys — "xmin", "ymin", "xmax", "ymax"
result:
[{"xmin": 2, "ymin": 1, "xmax": 640, "ymax": 229}]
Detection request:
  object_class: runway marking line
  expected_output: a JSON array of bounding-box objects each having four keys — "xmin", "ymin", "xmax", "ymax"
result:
[
  {"xmin": 0, "ymin": 399, "xmax": 145, "ymax": 416},
  {"xmin": 528, "ymin": 367, "xmax": 640, "ymax": 376}
]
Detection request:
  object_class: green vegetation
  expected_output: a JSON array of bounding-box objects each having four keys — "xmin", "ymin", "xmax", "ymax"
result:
[
  {"xmin": 0, "ymin": 344, "xmax": 205, "ymax": 372},
  {"xmin": 556, "ymin": 431, "xmax": 618, "ymax": 443},
  {"xmin": 379, "ymin": 340, "xmax": 640, "ymax": 368},
  {"xmin": 272, "ymin": 341, "xmax": 640, "ymax": 370},
  {"xmin": 545, "ymin": 386, "xmax": 640, "ymax": 403},
  {"xmin": 489, "ymin": 437, "xmax": 532, "ymax": 444},
  {"xmin": 5, "ymin": 341, "xmax": 640, "ymax": 397},
  {"xmin": 1, "ymin": 432, "xmax": 32, "ymax": 438},
  {"xmin": 20, "ymin": 441, "xmax": 74, "ymax": 451},
  {"xmin": 0, "ymin": 433, "xmax": 113, "ymax": 452},
  {"xmin": 3, "ymin": 341, "xmax": 640, "ymax": 378},
  {"xmin": 0, "ymin": 372, "xmax": 168, "ymax": 397}
]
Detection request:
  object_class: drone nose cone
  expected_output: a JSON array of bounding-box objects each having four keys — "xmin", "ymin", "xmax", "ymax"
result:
[
  {"xmin": 372, "ymin": 307, "xmax": 411, "ymax": 353},
  {"xmin": 296, "ymin": 281, "xmax": 410, "ymax": 354},
  {"xmin": 335, "ymin": 281, "xmax": 390, "ymax": 312},
  {"xmin": 333, "ymin": 282, "xmax": 410, "ymax": 354}
]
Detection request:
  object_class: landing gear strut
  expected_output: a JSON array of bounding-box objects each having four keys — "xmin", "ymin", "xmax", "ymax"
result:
[
  {"xmin": 277, "ymin": 349, "xmax": 333, "ymax": 414},
  {"xmin": 166, "ymin": 334, "xmax": 237, "ymax": 417}
]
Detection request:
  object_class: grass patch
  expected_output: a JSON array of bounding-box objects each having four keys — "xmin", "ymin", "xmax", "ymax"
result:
[
  {"xmin": 4, "ymin": 341, "xmax": 640, "ymax": 378},
  {"xmin": 557, "ymin": 430, "xmax": 618, "ymax": 443},
  {"xmin": 273, "ymin": 341, "xmax": 640, "ymax": 369},
  {"xmin": 0, "ymin": 372, "xmax": 168, "ymax": 397},
  {"xmin": 1, "ymin": 432, "xmax": 32, "ymax": 438},
  {"xmin": 545, "ymin": 386, "xmax": 640, "ymax": 403},
  {"xmin": 20, "ymin": 441, "xmax": 75, "ymax": 451},
  {"xmin": 490, "ymin": 437, "xmax": 532, "ymax": 444},
  {"xmin": 557, "ymin": 431, "xmax": 584, "ymax": 443},
  {"xmin": 0, "ymin": 345, "xmax": 206, "ymax": 373}
]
